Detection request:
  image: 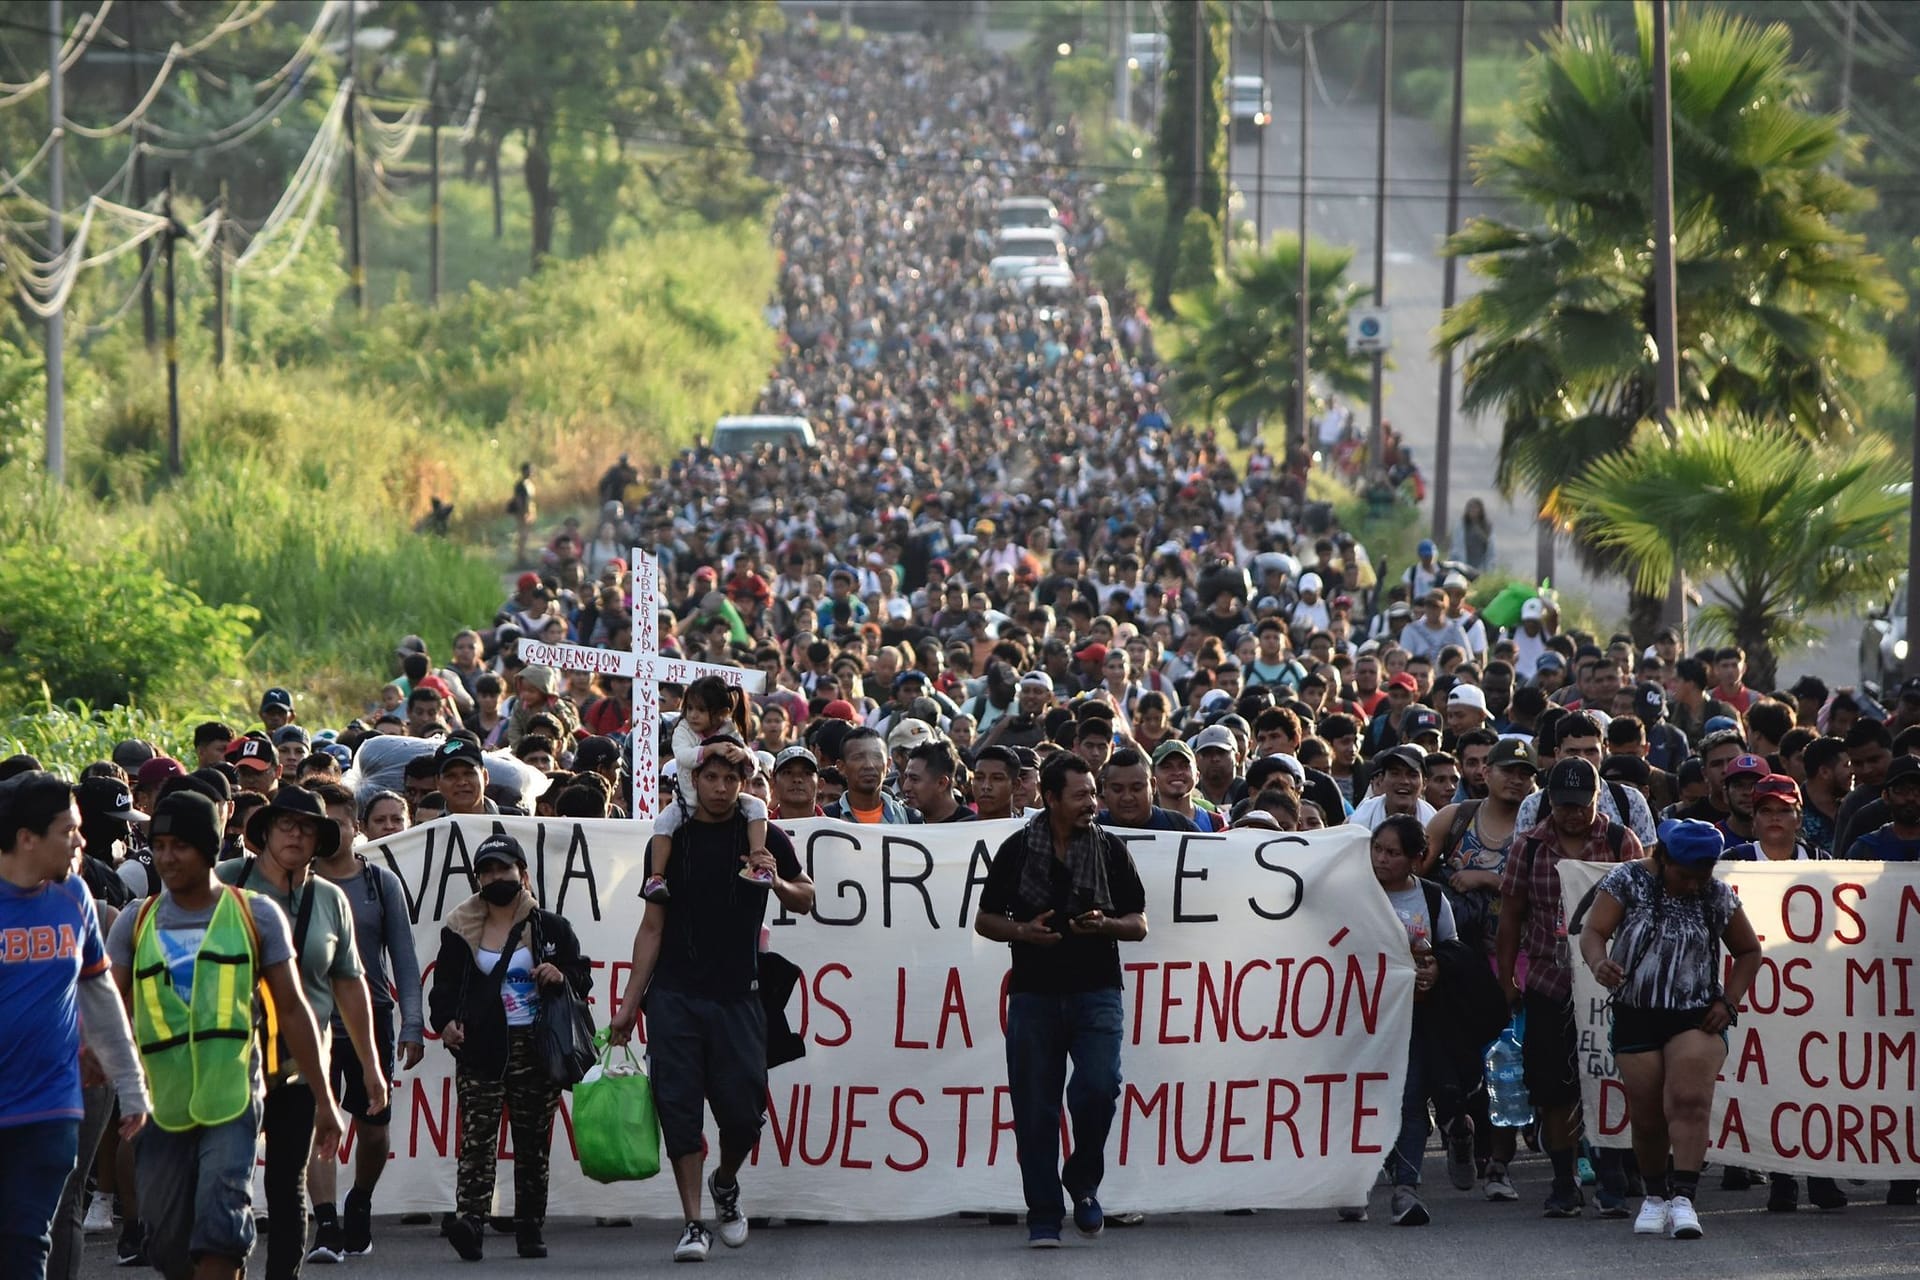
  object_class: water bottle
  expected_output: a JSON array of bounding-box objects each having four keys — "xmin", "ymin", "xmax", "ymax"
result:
[{"xmin": 1486, "ymin": 1013, "xmax": 1533, "ymax": 1129}]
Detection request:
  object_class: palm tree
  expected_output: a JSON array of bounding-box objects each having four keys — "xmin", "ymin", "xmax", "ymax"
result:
[
  {"xmin": 1164, "ymin": 232, "xmax": 1372, "ymax": 442},
  {"xmin": 1437, "ymin": 5, "xmax": 1901, "ymax": 610},
  {"xmin": 1561, "ymin": 413, "xmax": 1907, "ymax": 688}
]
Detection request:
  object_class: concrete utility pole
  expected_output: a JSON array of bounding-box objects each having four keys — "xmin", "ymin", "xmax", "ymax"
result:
[
  {"xmin": 46, "ymin": 0, "xmax": 65, "ymax": 484},
  {"xmin": 1838, "ymin": 0, "xmax": 1856, "ymax": 119},
  {"xmin": 1536, "ymin": 0, "xmax": 1565, "ymax": 586},
  {"xmin": 1366, "ymin": 1, "xmax": 1391, "ymax": 475},
  {"xmin": 1651, "ymin": 0, "xmax": 1687, "ymax": 638},
  {"xmin": 1907, "ymin": 317, "xmax": 1920, "ymax": 678},
  {"xmin": 1255, "ymin": 1, "xmax": 1267, "ymax": 244},
  {"xmin": 1431, "ymin": 0, "xmax": 1467, "ymax": 545},
  {"xmin": 1115, "ymin": 0, "xmax": 1133, "ymax": 127},
  {"xmin": 1294, "ymin": 27, "xmax": 1311, "ymax": 458},
  {"xmin": 130, "ymin": 1, "xmax": 153, "ymax": 349},
  {"xmin": 163, "ymin": 171, "xmax": 181, "ymax": 474},
  {"xmin": 346, "ymin": 0, "xmax": 366, "ymax": 312}
]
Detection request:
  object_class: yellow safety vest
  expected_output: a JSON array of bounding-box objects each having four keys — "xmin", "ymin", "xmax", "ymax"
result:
[{"xmin": 131, "ymin": 886, "xmax": 267, "ymax": 1132}]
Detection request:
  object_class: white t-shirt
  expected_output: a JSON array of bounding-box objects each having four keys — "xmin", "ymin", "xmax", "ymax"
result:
[
  {"xmin": 475, "ymin": 945, "xmax": 538, "ymax": 1027},
  {"xmin": 1348, "ymin": 794, "xmax": 1439, "ymax": 831}
]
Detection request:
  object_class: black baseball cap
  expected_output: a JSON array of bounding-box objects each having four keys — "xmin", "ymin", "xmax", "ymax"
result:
[
  {"xmin": 474, "ymin": 832, "xmax": 527, "ymax": 869},
  {"xmin": 1600, "ymin": 755, "xmax": 1651, "ymax": 788},
  {"xmin": 1487, "ymin": 738, "xmax": 1538, "ymax": 773},
  {"xmin": 437, "ymin": 738, "xmax": 485, "ymax": 773},
  {"xmin": 1546, "ymin": 757, "xmax": 1600, "ymax": 806},
  {"xmin": 259, "ymin": 687, "xmax": 294, "ymax": 713},
  {"xmin": 1883, "ymin": 756, "xmax": 1920, "ymax": 790},
  {"xmin": 1635, "ymin": 681, "xmax": 1667, "ymax": 721},
  {"xmin": 1400, "ymin": 707, "xmax": 1442, "ymax": 738},
  {"xmin": 573, "ymin": 736, "xmax": 623, "ymax": 774},
  {"xmin": 77, "ymin": 776, "xmax": 145, "ymax": 823},
  {"xmin": 1377, "ymin": 744, "xmax": 1425, "ymax": 774}
]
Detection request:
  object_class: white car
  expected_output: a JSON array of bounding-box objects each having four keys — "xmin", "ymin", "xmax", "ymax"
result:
[
  {"xmin": 995, "ymin": 197, "xmax": 1059, "ymax": 232},
  {"xmin": 1861, "ymin": 574, "xmax": 1909, "ymax": 691},
  {"xmin": 990, "ymin": 253, "xmax": 1057, "ymax": 282},
  {"xmin": 1015, "ymin": 263, "xmax": 1075, "ymax": 295},
  {"xmin": 1127, "ymin": 32, "xmax": 1167, "ymax": 76},
  {"xmin": 1229, "ymin": 75, "xmax": 1272, "ymax": 131},
  {"xmin": 996, "ymin": 226, "xmax": 1068, "ymax": 259}
]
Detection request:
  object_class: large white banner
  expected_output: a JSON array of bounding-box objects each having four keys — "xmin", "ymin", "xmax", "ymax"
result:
[
  {"xmin": 1561, "ymin": 858, "xmax": 1920, "ymax": 1178},
  {"xmin": 337, "ymin": 816, "xmax": 1414, "ymax": 1218}
]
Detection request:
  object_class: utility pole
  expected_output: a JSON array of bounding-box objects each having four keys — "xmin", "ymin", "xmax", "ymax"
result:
[
  {"xmin": 1431, "ymin": 0, "xmax": 1467, "ymax": 545},
  {"xmin": 1294, "ymin": 27, "xmax": 1311, "ymax": 460},
  {"xmin": 1191, "ymin": 0, "xmax": 1204, "ymax": 215},
  {"xmin": 1366, "ymin": 1, "xmax": 1392, "ymax": 476},
  {"xmin": 1907, "ymin": 316, "xmax": 1920, "ymax": 678},
  {"xmin": 1256, "ymin": 2, "xmax": 1267, "ymax": 245},
  {"xmin": 1651, "ymin": 0, "xmax": 1686, "ymax": 637},
  {"xmin": 163, "ymin": 171, "xmax": 181, "ymax": 474},
  {"xmin": 46, "ymin": 0, "xmax": 65, "ymax": 484},
  {"xmin": 345, "ymin": 0, "xmax": 366, "ymax": 313},
  {"xmin": 1536, "ymin": 0, "xmax": 1565, "ymax": 586},
  {"xmin": 1224, "ymin": 12, "xmax": 1232, "ymax": 268},
  {"xmin": 1838, "ymin": 0, "xmax": 1856, "ymax": 118},
  {"xmin": 129, "ymin": 1, "xmax": 153, "ymax": 350},
  {"xmin": 213, "ymin": 181, "xmax": 228, "ymax": 374},
  {"xmin": 428, "ymin": 61, "xmax": 442, "ymax": 305},
  {"xmin": 1115, "ymin": 0, "xmax": 1132, "ymax": 127}
]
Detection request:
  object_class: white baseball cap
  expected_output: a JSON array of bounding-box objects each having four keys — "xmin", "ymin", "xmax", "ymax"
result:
[
  {"xmin": 1520, "ymin": 597, "xmax": 1546, "ymax": 621},
  {"xmin": 1447, "ymin": 684, "xmax": 1488, "ymax": 713}
]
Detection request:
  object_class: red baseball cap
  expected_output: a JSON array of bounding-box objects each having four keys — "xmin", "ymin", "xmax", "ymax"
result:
[
  {"xmin": 227, "ymin": 738, "xmax": 275, "ymax": 772},
  {"xmin": 822, "ymin": 699, "xmax": 858, "ymax": 723},
  {"xmin": 1753, "ymin": 774, "xmax": 1801, "ymax": 807},
  {"xmin": 1387, "ymin": 672, "xmax": 1419, "ymax": 693},
  {"xmin": 516, "ymin": 571, "xmax": 540, "ymax": 591},
  {"xmin": 1075, "ymin": 642, "xmax": 1109, "ymax": 665},
  {"xmin": 1725, "ymin": 753, "xmax": 1770, "ymax": 781}
]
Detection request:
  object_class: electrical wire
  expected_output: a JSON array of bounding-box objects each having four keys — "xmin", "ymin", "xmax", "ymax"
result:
[
  {"xmin": 0, "ymin": 0, "xmax": 113, "ymax": 106},
  {"xmin": 78, "ymin": 242, "xmax": 156, "ymax": 339}
]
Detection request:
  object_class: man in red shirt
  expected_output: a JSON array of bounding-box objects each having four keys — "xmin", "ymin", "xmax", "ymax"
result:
[{"xmin": 1710, "ymin": 647, "xmax": 1759, "ymax": 715}]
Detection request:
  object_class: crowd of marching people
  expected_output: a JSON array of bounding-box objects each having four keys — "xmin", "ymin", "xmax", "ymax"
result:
[{"xmin": 5, "ymin": 23, "xmax": 1920, "ymax": 1280}]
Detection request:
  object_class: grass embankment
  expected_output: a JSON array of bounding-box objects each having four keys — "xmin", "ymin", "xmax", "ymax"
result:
[{"xmin": 0, "ymin": 222, "xmax": 776, "ymax": 760}]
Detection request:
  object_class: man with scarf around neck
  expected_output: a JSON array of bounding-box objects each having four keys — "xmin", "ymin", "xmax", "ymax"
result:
[{"xmin": 974, "ymin": 754, "xmax": 1148, "ymax": 1249}]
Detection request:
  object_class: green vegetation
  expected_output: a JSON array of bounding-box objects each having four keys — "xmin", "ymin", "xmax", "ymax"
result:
[
  {"xmin": 0, "ymin": 702, "xmax": 204, "ymax": 780},
  {"xmin": 1164, "ymin": 233, "xmax": 1372, "ymax": 439},
  {"xmin": 1438, "ymin": 5, "xmax": 1902, "ymax": 636},
  {"xmin": 1563, "ymin": 417, "xmax": 1907, "ymax": 686},
  {"xmin": 1152, "ymin": 0, "xmax": 1229, "ymax": 312},
  {"xmin": 0, "ymin": 221, "xmax": 777, "ymax": 726}
]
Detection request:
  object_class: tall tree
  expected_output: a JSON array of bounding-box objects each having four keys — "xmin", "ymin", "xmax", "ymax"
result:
[
  {"xmin": 1436, "ymin": 6, "xmax": 1901, "ymax": 596},
  {"xmin": 1562, "ymin": 414, "xmax": 1907, "ymax": 688},
  {"xmin": 1165, "ymin": 233, "xmax": 1371, "ymax": 437},
  {"xmin": 1152, "ymin": 0, "xmax": 1228, "ymax": 313}
]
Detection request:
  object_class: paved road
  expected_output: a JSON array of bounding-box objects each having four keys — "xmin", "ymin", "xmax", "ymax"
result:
[
  {"xmin": 75, "ymin": 1161, "xmax": 1920, "ymax": 1277},
  {"xmin": 1222, "ymin": 56, "xmax": 1860, "ymax": 688}
]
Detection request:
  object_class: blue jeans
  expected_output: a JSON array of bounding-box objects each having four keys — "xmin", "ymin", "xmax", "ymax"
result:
[
  {"xmin": 135, "ymin": 1098, "xmax": 262, "ymax": 1280},
  {"xmin": 1004, "ymin": 989, "xmax": 1124, "ymax": 1230},
  {"xmin": 0, "ymin": 1118, "xmax": 81, "ymax": 1280},
  {"xmin": 1389, "ymin": 1037, "xmax": 1429, "ymax": 1188}
]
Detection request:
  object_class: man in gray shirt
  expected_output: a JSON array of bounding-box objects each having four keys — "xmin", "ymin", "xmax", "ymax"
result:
[{"xmin": 305, "ymin": 782, "xmax": 426, "ymax": 1261}]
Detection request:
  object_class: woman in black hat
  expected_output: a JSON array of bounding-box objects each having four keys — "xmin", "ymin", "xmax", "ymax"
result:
[
  {"xmin": 427, "ymin": 833, "xmax": 591, "ymax": 1262},
  {"xmin": 214, "ymin": 785, "xmax": 386, "ymax": 1280}
]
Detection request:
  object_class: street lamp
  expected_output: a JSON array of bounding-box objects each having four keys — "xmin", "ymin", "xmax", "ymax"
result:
[{"xmin": 1057, "ymin": 42, "xmax": 1073, "ymax": 57}]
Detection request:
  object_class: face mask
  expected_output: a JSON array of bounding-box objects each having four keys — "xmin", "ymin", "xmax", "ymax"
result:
[{"xmin": 479, "ymin": 879, "xmax": 522, "ymax": 907}]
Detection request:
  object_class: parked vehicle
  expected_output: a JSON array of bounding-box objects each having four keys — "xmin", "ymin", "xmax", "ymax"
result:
[
  {"xmin": 1861, "ymin": 574, "xmax": 1909, "ymax": 690},
  {"xmin": 1127, "ymin": 32, "xmax": 1167, "ymax": 75},
  {"xmin": 994, "ymin": 197, "xmax": 1059, "ymax": 232},
  {"xmin": 1229, "ymin": 75, "xmax": 1272, "ymax": 131},
  {"xmin": 709, "ymin": 415, "xmax": 817, "ymax": 456}
]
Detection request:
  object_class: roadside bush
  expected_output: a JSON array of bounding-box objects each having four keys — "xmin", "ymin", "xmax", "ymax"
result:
[{"xmin": 0, "ymin": 544, "xmax": 256, "ymax": 710}]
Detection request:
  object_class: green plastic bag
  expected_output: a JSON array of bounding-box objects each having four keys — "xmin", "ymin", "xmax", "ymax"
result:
[
  {"xmin": 572, "ymin": 1040, "xmax": 661, "ymax": 1183},
  {"xmin": 1479, "ymin": 582, "xmax": 1537, "ymax": 630}
]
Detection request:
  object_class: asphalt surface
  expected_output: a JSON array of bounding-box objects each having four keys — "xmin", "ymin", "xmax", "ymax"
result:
[
  {"xmin": 75, "ymin": 1158, "xmax": 1920, "ymax": 1277},
  {"xmin": 1224, "ymin": 56, "xmax": 1859, "ymax": 687}
]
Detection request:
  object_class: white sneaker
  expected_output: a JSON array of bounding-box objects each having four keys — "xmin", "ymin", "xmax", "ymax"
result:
[
  {"xmin": 83, "ymin": 1197, "xmax": 116, "ymax": 1233},
  {"xmin": 1634, "ymin": 1195, "xmax": 1670, "ymax": 1235},
  {"xmin": 708, "ymin": 1172, "xmax": 748, "ymax": 1248},
  {"xmin": 1485, "ymin": 1173, "xmax": 1519, "ymax": 1202},
  {"xmin": 1668, "ymin": 1195, "xmax": 1702, "ymax": 1239},
  {"xmin": 673, "ymin": 1221, "xmax": 711, "ymax": 1263}
]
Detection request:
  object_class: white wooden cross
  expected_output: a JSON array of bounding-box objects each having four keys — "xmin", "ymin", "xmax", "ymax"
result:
[{"xmin": 513, "ymin": 549, "xmax": 763, "ymax": 819}]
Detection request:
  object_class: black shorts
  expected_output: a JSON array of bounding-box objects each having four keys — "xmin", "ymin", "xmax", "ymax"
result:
[
  {"xmin": 1610, "ymin": 1004, "xmax": 1726, "ymax": 1056},
  {"xmin": 330, "ymin": 1004, "xmax": 397, "ymax": 1126},
  {"xmin": 1521, "ymin": 991, "xmax": 1580, "ymax": 1110},
  {"xmin": 646, "ymin": 988, "xmax": 768, "ymax": 1161}
]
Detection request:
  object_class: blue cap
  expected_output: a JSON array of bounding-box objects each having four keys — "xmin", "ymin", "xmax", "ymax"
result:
[
  {"xmin": 1703, "ymin": 715, "xmax": 1739, "ymax": 736},
  {"xmin": 1658, "ymin": 818, "xmax": 1724, "ymax": 868},
  {"xmin": 319, "ymin": 743, "xmax": 353, "ymax": 770},
  {"xmin": 1417, "ymin": 539, "xmax": 1436, "ymax": 559}
]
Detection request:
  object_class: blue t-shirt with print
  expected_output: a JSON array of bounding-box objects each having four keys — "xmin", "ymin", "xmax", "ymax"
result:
[
  {"xmin": 1849, "ymin": 826, "xmax": 1920, "ymax": 863},
  {"xmin": 0, "ymin": 875, "xmax": 106, "ymax": 1127}
]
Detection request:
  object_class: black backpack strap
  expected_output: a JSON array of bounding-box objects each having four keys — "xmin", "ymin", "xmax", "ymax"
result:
[
  {"xmin": 1604, "ymin": 820, "xmax": 1627, "ymax": 859},
  {"xmin": 1606, "ymin": 781, "xmax": 1634, "ymax": 829},
  {"xmin": 1421, "ymin": 878, "xmax": 1445, "ymax": 933}
]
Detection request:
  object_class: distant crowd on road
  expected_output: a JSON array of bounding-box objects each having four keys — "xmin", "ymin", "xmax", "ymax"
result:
[{"xmin": 5, "ymin": 24, "xmax": 1918, "ymax": 1280}]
